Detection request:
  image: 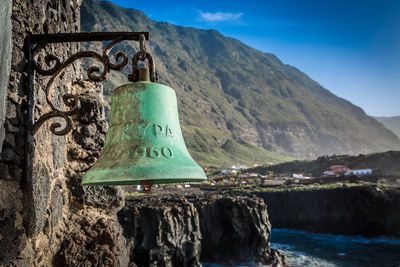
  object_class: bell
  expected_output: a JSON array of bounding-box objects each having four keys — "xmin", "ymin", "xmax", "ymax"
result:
[{"xmin": 81, "ymin": 67, "xmax": 206, "ymax": 186}]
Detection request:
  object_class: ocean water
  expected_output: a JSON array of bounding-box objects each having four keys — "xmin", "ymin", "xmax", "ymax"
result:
[
  {"xmin": 202, "ymin": 229, "xmax": 400, "ymax": 267},
  {"xmin": 271, "ymin": 229, "xmax": 400, "ymax": 266}
]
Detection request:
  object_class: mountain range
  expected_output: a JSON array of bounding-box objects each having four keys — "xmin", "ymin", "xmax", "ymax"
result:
[
  {"xmin": 80, "ymin": 0, "xmax": 400, "ymax": 167},
  {"xmin": 374, "ymin": 116, "xmax": 400, "ymax": 140}
]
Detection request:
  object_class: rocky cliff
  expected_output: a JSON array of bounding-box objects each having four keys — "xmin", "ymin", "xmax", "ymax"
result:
[
  {"xmin": 119, "ymin": 193, "xmax": 286, "ymax": 266},
  {"xmin": 255, "ymin": 186, "xmax": 400, "ymax": 238},
  {"xmin": 80, "ymin": 0, "xmax": 400, "ymax": 165}
]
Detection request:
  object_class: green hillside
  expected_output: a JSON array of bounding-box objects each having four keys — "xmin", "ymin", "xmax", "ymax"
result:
[{"xmin": 80, "ymin": 0, "xmax": 400, "ymax": 167}]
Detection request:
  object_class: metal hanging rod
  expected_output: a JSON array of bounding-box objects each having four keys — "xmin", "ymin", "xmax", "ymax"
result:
[
  {"xmin": 28, "ymin": 32, "xmax": 150, "ymax": 44},
  {"xmin": 26, "ymin": 31, "xmax": 157, "ymax": 136}
]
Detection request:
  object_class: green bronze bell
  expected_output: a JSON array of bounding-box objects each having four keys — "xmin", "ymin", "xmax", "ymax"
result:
[{"xmin": 81, "ymin": 68, "xmax": 206, "ymax": 186}]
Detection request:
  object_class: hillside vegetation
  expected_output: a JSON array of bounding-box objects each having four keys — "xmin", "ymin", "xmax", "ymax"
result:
[
  {"xmin": 80, "ymin": 0, "xmax": 400, "ymax": 166},
  {"xmin": 248, "ymin": 151, "xmax": 400, "ymax": 177}
]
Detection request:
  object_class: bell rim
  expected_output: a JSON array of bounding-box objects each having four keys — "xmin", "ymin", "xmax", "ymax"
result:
[
  {"xmin": 82, "ymin": 165, "xmax": 207, "ymax": 186},
  {"xmin": 81, "ymin": 177, "xmax": 206, "ymax": 186}
]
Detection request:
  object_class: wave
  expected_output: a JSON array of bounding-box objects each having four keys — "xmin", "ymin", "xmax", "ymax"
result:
[
  {"xmin": 271, "ymin": 228, "xmax": 400, "ymax": 266},
  {"xmin": 272, "ymin": 244, "xmax": 338, "ymax": 267},
  {"xmin": 202, "ymin": 229, "xmax": 400, "ymax": 266}
]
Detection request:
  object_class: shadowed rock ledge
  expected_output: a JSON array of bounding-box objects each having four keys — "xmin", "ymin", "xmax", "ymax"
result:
[
  {"xmin": 255, "ymin": 185, "xmax": 400, "ymax": 238},
  {"xmin": 118, "ymin": 193, "xmax": 286, "ymax": 267}
]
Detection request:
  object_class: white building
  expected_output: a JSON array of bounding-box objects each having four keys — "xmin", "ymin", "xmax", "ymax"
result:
[
  {"xmin": 221, "ymin": 169, "xmax": 237, "ymax": 175},
  {"xmin": 242, "ymin": 172, "xmax": 259, "ymax": 178},
  {"xmin": 323, "ymin": 171, "xmax": 336, "ymax": 177},
  {"xmin": 236, "ymin": 165, "xmax": 248, "ymax": 170},
  {"xmin": 230, "ymin": 165, "xmax": 248, "ymax": 170},
  {"xmin": 345, "ymin": 169, "xmax": 372, "ymax": 176}
]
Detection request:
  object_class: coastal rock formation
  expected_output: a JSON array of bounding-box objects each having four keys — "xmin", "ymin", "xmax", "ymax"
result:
[
  {"xmin": 119, "ymin": 193, "xmax": 286, "ymax": 267},
  {"xmin": 119, "ymin": 196, "xmax": 202, "ymax": 267},
  {"xmin": 190, "ymin": 193, "xmax": 285, "ymax": 266},
  {"xmin": 255, "ymin": 185, "xmax": 400, "ymax": 238}
]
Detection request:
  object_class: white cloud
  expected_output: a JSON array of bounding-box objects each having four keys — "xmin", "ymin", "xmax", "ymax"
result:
[{"xmin": 199, "ymin": 11, "xmax": 243, "ymax": 22}]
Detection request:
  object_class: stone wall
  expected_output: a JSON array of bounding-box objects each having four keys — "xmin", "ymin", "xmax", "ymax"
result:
[{"xmin": 0, "ymin": 1, "xmax": 126, "ymax": 265}]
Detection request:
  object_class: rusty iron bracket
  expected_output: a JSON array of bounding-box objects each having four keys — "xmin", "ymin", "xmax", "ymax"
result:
[{"xmin": 27, "ymin": 31, "xmax": 157, "ymax": 136}]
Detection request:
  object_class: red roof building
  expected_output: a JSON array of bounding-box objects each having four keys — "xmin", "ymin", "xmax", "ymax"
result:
[{"xmin": 329, "ymin": 165, "xmax": 349, "ymax": 173}]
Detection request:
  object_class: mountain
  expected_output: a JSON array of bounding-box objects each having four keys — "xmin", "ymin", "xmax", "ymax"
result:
[
  {"xmin": 374, "ymin": 116, "xmax": 400, "ymax": 140},
  {"xmin": 80, "ymin": 0, "xmax": 400, "ymax": 166}
]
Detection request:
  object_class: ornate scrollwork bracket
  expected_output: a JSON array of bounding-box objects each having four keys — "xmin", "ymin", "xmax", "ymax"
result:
[{"xmin": 26, "ymin": 32, "xmax": 157, "ymax": 136}]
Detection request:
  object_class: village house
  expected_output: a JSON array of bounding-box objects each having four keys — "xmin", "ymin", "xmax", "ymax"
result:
[
  {"xmin": 323, "ymin": 165, "xmax": 373, "ymax": 177},
  {"xmin": 292, "ymin": 173, "xmax": 311, "ymax": 179},
  {"xmin": 345, "ymin": 169, "xmax": 373, "ymax": 176},
  {"xmin": 231, "ymin": 165, "xmax": 248, "ymax": 170},
  {"xmin": 241, "ymin": 172, "xmax": 259, "ymax": 178},
  {"xmin": 277, "ymin": 174, "xmax": 291, "ymax": 180},
  {"xmin": 221, "ymin": 169, "xmax": 237, "ymax": 175},
  {"xmin": 329, "ymin": 165, "xmax": 350, "ymax": 173},
  {"xmin": 323, "ymin": 170, "xmax": 337, "ymax": 177},
  {"xmin": 323, "ymin": 165, "xmax": 349, "ymax": 177}
]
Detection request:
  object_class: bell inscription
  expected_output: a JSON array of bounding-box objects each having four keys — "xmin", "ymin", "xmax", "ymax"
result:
[
  {"xmin": 122, "ymin": 121, "xmax": 174, "ymax": 141},
  {"xmin": 129, "ymin": 145, "xmax": 174, "ymax": 159}
]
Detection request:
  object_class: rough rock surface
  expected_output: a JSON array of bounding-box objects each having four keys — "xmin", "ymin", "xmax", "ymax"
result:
[
  {"xmin": 53, "ymin": 213, "xmax": 125, "ymax": 267},
  {"xmin": 119, "ymin": 193, "xmax": 286, "ymax": 267},
  {"xmin": 58, "ymin": 80, "xmax": 127, "ymax": 266},
  {"xmin": 0, "ymin": 180, "xmax": 25, "ymax": 264},
  {"xmin": 9, "ymin": 79, "xmax": 127, "ymax": 266},
  {"xmin": 119, "ymin": 196, "xmax": 202, "ymax": 267},
  {"xmin": 0, "ymin": 0, "xmax": 82, "ymax": 264},
  {"xmin": 0, "ymin": 4, "xmax": 127, "ymax": 263},
  {"xmin": 0, "ymin": 0, "xmax": 129, "ymax": 265},
  {"xmin": 67, "ymin": 81, "xmax": 125, "ymax": 215},
  {"xmin": 190, "ymin": 193, "xmax": 285, "ymax": 266}
]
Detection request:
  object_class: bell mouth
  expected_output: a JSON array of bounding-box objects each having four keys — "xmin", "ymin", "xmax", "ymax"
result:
[
  {"xmin": 81, "ymin": 165, "xmax": 207, "ymax": 186},
  {"xmin": 81, "ymin": 178, "xmax": 206, "ymax": 186}
]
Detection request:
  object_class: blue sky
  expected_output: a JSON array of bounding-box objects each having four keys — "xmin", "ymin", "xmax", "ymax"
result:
[{"xmin": 107, "ymin": 0, "xmax": 400, "ymax": 117}]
